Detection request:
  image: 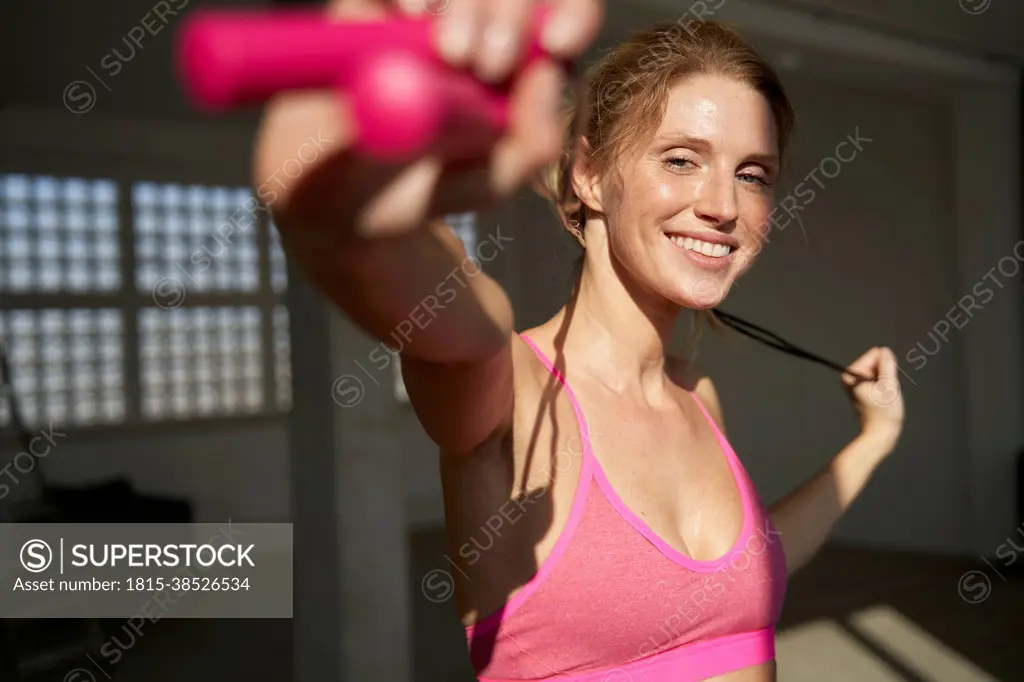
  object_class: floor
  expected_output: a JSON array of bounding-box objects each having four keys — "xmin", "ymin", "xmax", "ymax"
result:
[
  {"xmin": 6, "ymin": 619, "xmax": 291, "ymax": 682},
  {"xmin": 4, "ymin": 535, "xmax": 1019, "ymax": 681},
  {"xmin": 772, "ymin": 546, "xmax": 1022, "ymax": 681}
]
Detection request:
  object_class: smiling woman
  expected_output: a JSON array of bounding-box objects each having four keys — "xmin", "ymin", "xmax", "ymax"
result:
[
  {"xmin": 539, "ymin": 21, "xmax": 792, "ymax": 315},
  {"xmin": 252, "ymin": 1, "xmax": 904, "ymax": 680}
]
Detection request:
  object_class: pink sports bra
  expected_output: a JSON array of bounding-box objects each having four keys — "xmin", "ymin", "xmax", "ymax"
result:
[{"xmin": 464, "ymin": 335, "xmax": 789, "ymax": 682}]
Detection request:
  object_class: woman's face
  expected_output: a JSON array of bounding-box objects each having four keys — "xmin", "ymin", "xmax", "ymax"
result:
[{"xmin": 593, "ymin": 74, "xmax": 779, "ymax": 309}]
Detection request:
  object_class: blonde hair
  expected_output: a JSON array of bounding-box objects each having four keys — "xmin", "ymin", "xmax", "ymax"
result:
[{"xmin": 537, "ymin": 19, "xmax": 796, "ymax": 357}]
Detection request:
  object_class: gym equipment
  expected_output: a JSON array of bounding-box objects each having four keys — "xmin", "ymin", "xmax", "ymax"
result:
[{"xmin": 175, "ymin": 6, "xmax": 563, "ymax": 160}]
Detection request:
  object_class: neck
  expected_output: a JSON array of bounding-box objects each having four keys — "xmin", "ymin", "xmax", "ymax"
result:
[{"xmin": 552, "ymin": 242, "xmax": 683, "ymax": 396}]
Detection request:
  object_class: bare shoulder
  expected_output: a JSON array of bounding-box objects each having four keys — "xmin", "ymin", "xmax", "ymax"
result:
[{"xmin": 668, "ymin": 356, "xmax": 726, "ymax": 435}]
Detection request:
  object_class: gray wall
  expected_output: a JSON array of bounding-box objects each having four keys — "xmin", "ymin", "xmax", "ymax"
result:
[
  {"xmin": 697, "ymin": 78, "xmax": 968, "ymax": 550},
  {"xmin": 1, "ymin": 0, "xmax": 1020, "ymax": 556},
  {"xmin": 0, "ymin": 0, "xmax": 263, "ymax": 124}
]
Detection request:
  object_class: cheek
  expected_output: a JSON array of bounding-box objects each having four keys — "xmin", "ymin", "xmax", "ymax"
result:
[
  {"xmin": 654, "ymin": 171, "xmax": 700, "ymax": 204},
  {"xmin": 655, "ymin": 182, "xmax": 690, "ymax": 216},
  {"xmin": 743, "ymin": 196, "xmax": 774, "ymax": 238},
  {"xmin": 633, "ymin": 164, "xmax": 683, "ymax": 205},
  {"xmin": 638, "ymin": 177, "xmax": 693, "ymax": 227},
  {"xmin": 738, "ymin": 199, "xmax": 774, "ymax": 263},
  {"xmin": 655, "ymin": 178, "xmax": 677, "ymax": 202},
  {"xmin": 610, "ymin": 173, "xmax": 661, "ymax": 227},
  {"xmin": 624, "ymin": 183, "xmax": 676, "ymax": 243}
]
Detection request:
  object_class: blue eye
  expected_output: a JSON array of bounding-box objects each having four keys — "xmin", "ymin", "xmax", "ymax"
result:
[
  {"xmin": 738, "ymin": 172, "xmax": 769, "ymax": 187},
  {"xmin": 666, "ymin": 158, "xmax": 694, "ymax": 169}
]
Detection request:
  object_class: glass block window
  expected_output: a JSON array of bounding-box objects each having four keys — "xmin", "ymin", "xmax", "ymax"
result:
[
  {"xmin": 133, "ymin": 182, "xmax": 260, "ymax": 294},
  {"xmin": 0, "ymin": 309, "xmax": 125, "ymax": 427},
  {"xmin": 0, "ymin": 339, "xmax": 10, "ymax": 428},
  {"xmin": 0, "ymin": 171, "xmax": 292, "ymax": 430},
  {"xmin": 0, "ymin": 174, "xmax": 119, "ymax": 292},
  {"xmin": 139, "ymin": 307, "xmax": 263, "ymax": 419},
  {"xmin": 273, "ymin": 306, "xmax": 292, "ymax": 411}
]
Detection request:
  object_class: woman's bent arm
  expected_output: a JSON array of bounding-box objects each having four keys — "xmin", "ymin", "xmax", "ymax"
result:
[
  {"xmin": 770, "ymin": 348, "xmax": 904, "ymax": 574},
  {"xmin": 768, "ymin": 431, "xmax": 893, "ymax": 575}
]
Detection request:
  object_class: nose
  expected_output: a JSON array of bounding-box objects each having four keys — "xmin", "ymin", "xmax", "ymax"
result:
[{"xmin": 693, "ymin": 167, "xmax": 738, "ymax": 228}]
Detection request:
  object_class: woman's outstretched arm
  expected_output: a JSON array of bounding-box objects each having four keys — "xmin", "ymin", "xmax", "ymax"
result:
[{"xmin": 255, "ymin": 0, "xmax": 602, "ymax": 454}]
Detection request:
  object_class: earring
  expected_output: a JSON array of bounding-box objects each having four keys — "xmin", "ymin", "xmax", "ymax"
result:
[{"xmin": 566, "ymin": 212, "xmax": 585, "ymax": 248}]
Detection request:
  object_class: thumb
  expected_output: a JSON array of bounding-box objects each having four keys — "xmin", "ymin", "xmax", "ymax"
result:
[
  {"xmin": 842, "ymin": 347, "xmax": 880, "ymax": 387},
  {"xmin": 877, "ymin": 346, "xmax": 898, "ymax": 380}
]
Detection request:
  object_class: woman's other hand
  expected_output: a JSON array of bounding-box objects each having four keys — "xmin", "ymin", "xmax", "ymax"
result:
[{"xmin": 842, "ymin": 346, "xmax": 905, "ymax": 452}]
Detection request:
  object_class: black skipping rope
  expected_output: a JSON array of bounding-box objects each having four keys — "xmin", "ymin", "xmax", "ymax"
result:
[{"xmin": 710, "ymin": 309, "xmax": 876, "ymax": 384}]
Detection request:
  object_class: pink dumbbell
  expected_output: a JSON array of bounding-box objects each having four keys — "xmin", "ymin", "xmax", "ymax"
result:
[{"xmin": 176, "ymin": 7, "xmax": 561, "ymax": 160}]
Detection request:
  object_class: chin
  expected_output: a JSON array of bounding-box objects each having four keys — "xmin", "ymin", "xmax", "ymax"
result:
[
  {"xmin": 681, "ymin": 275, "xmax": 735, "ymax": 309},
  {"xmin": 659, "ymin": 261, "xmax": 739, "ymax": 311},
  {"xmin": 639, "ymin": 269, "xmax": 733, "ymax": 311}
]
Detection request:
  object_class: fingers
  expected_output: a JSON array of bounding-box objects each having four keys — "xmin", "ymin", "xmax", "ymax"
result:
[
  {"xmin": 394, "ymin": 0, "xmax": 428, "ymax": 14},
  {"xmin": 325, "ymin": 0, "xmax": 390, "ymax": 19},
  {"xmin": 436, "ymin": 0, "xmax": 484, "ymax": 65},
  {"xmin": 434, "ymin": 0, "xmax": 533, "ymax": 82},
  {"xmin": 842, "ymin": 346, "xmax": 900, "ymax": 387},
  {"xmin": 491, "ymin": 59, "xmax": 566, "ymax": 196},
  {"xmin": 435, "ymin": 0, "xmax": 604, "ymax": 82},
  {"xmin": 541, "ymin": 0, "xmax": 605, "ymax": 56},
  {"xmin": 477, "ymin": 0, "xmax": 533, "ymax": 82},
  {"xmin": 842, "ymin": 347, "xmax": 881, "ymax": 386},
  {"xmin": 422, "ymin": 58, "xmax": 564, "ymax": 214},
  {"xmin": 877, "ymin": 347, "xmax": 898, "ymax": 381}
]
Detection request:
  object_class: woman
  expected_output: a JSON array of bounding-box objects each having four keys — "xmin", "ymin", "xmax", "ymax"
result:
[{"xmin": 256, "ymin": 0, "xmax": 905, "ymax": 679}]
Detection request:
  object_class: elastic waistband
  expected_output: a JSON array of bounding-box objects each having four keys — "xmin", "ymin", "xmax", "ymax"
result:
[{"xmin": 476, "ymin": 628, "xmax": 775, "ymax": 682}]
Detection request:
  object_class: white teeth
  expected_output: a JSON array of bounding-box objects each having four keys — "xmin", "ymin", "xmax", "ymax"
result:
[{"xmin": 668, "ymin": 235, "xmax": 732, "ymax": 258}]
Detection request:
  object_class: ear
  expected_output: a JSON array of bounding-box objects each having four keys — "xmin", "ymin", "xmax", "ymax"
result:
[{"xmin": 569, "ymin": 137, "xmax": 605, "ymax": 215}]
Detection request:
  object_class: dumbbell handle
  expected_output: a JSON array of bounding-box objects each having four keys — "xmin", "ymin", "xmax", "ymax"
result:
[{"xmin": 176, "ymin": 7, "xmax": 559, "ymax": 160}]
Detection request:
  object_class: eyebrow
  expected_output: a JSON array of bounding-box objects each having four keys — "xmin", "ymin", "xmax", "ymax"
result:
[
  {"xmin": 745, "ymin": 153, "xmax": 781, "ymax": 170},
  {"xmin": 655, "ymin": 134, "xmax": 714, "ymax": 151},
  {"xmin": 654, "ymin": 134, "xmax": 780, "ymax": 169}
]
